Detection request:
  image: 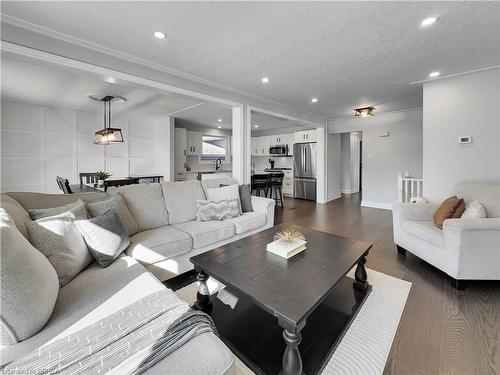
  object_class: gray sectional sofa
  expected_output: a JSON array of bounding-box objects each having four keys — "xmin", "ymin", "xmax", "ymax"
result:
[{"xmin": 0, "ymin": 177, "xmax": 275, "ymax": 372}]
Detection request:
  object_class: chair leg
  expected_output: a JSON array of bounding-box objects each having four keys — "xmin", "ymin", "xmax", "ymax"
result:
[{"xmin": 279, "ymin": 187, "xmax": 284, "ymax": 207}]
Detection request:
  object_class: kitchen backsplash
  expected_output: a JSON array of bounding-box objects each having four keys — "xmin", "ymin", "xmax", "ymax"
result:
[
  {"xmin": 252, "ymin": 156, "xmax": 293, "ymax": 171},
  {"xmin": 186, "ymin": 155, "xmax": 232, "ymax": 171}
]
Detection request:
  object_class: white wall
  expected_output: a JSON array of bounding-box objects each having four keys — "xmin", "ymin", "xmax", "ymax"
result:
[
  {"xmin": 1, "ymin": 100, "xmax": 173, "ymax": 192},
  {"xmin": 327, "ymin": 133, "xmax": 341, "ymax": 201},
  {"xmin": 423, "ymin": 69, "xmax": 500, "ymax": 202},
  {"xmin": 340, "ymin": 132, "xmax": 361, "ymax": 194},
  {"xmin": 329, "ymin": 109, "xmax": 423, "ymax": 209}
]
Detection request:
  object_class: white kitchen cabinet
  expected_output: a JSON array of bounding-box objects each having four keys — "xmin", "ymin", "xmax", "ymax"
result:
[
  {"xmin": 270, "ymin": 134, "xmax": 289, "ymax": 145},
  {"xmin": 282, "ymin": 169, "xmax": 294, "ymax": 196},
  {"xmin": 251, "ymin": 136, "xmax": 270, "ymax": 156},
  {"xmin": 175, "ymin": 128, "xmax": 187, "ymax": 163},
  {"xmin": 186, "ymin": 131, "xmax": 202, "ymax": 155},
  {"xmin": 294, "ymin": 129, "xmax": 317, "ymax": 143}
]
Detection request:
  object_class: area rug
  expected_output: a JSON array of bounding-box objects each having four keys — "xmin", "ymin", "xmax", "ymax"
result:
[{"xmin": 175, "ymin": 268, "xmax": 411, "ymax": 375}]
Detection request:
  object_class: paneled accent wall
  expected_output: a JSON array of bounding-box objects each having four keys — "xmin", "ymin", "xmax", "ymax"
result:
[{"xmin": 1, "ymin": 100, "xmax": 171, "ymax": 193}]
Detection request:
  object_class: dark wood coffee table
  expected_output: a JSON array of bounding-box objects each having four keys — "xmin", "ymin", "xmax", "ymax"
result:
[{"xmin": 190, "ymin": 224, "xmax": 372, "ymax": 375}]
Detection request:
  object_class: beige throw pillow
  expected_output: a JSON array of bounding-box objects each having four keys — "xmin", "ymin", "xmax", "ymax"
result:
[
  {"xmin": 461, "ymin": 200, "xmax": 487, "ymax": 219},
  {"xmin": 26, "ymin": 202, "xmax": 92, "ymax": 286}
]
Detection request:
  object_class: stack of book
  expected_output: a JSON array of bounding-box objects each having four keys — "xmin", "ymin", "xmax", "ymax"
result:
[{"xmin": 266, "ymin": 239, "xmax": 307, "ymax": 259}]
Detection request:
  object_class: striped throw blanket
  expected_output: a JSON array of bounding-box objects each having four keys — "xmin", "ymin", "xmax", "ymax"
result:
[{"xmin": 3, "ymin": 290, "xmax": 217, "ymax": 375}]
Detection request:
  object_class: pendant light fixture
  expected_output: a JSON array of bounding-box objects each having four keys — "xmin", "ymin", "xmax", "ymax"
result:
[
  {"xmin": 354, "ymin": 106, "xmax": 375, "ymax": 117},
  {"xmin": 91, "ymin": 95, "xmax": 125, "ymax": 145}
]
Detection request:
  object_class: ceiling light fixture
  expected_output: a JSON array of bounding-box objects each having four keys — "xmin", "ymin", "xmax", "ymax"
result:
[
  {"xmin": 261, "ymin": 77, "xmax": 269, "ymax": 84},
  {"xmin": 421, "ymin": 17, "xmax": 437, "ymax": 27},
  {"xmin": 354, "ymin": 106, "xmax": 375, "ymax": 117},
  {"xmin": 217, "ymin": 118, "xmax": 222, "ymax": 122},
  {"xmin": 311, "ymin": 98, "xmax": 318, "ymax": 103},
  {"xmin": 254, "ymin": 125, "xmax": 259, "ymax": 128},
  {"xmin": 217, "ymin": 125, "xmax": 222, "ymax": 129},
  {"xmin": 429, "ymin": 71, "xmax": 440, "ymax": 78},
  {"xmin": 154, "ymin": 31, "xmax": 166, "ymax": 39},
  {"xmin": 90, "ymin": 95, "xmax": 125, "ymax": 145}
]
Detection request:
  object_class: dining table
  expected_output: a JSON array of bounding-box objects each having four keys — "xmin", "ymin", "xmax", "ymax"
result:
[{"xmin": 69, "ymin": 174, "xmax": 163, "ymax": 193}]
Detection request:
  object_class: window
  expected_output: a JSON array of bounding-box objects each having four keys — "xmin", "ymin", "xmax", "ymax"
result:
[{"xmin": 201, "ymin": 135, "xmax": 227, "ymax": 160}]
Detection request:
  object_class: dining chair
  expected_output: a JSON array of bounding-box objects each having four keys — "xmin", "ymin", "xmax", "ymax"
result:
[
  {"xmin": 251, "ymin": 174, "xmax": 270, "ymax": 197},
  {"xmin": 56, "ymin": 176, "xmax": 73, "ymax": 194},
  {"xmin": 103, "ymin": 178, "xmax": 140, "ymax": 192},
  {"xmin": 79, "ymin": 172, "xmax": 98, "ymax": 185},
  {"xmin": 269, "ymin": 172, "xmax": 285, "ymax": 208}
]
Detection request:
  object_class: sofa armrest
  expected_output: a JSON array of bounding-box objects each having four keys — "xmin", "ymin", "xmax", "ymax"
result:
[
  {"xmin": 251, "ymin": 196, "xmax": 275, "ymax": 226},
  {"xmin": 443, "ymin": 218, "xmax": 500, "ymax": 279},
  {"xmin": 393, "ymin": 202, "xmax": 438, "ymax": 222}
]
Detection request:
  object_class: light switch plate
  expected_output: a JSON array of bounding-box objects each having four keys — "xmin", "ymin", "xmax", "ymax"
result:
[{"xmin": 458, "ymin": 136, "xmax": 472, "ymax": 144}]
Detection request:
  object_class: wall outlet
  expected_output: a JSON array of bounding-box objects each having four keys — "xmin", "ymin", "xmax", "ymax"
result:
[{"xmin": 458, "ymin": 136, "xmax": 472, "ymax": 144}]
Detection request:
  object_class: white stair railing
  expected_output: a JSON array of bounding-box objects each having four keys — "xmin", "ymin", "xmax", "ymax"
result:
[{"xmin": 397, "ymin": 173, "xmax": 424, "ymax": 203}]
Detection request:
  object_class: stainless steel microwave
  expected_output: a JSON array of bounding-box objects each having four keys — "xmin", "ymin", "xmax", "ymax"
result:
[{"xmin": 269, "ymin": 145, "xmax": 288, "ymax": 156}]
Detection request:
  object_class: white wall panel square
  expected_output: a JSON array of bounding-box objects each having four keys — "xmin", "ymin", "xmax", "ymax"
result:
[
  {"xmin": 45, "ymin": 107, "xmax": 77, "ymax": 134},
  {"xmin": 78, "ymin": 134, "xmax": 102, "ymax": 158},
  {"xmin": 44, "ymin": 183, "xmax": 61, "ymax": 194},
  {"xmin": 130, "ymin": 138, "xmax": 154, "ymax": 158},
  {"xmin": 1, "ymin": 131, "xmax": 41, "ymax": 157},
  {"xmin": 2, "ymin": 185, "xmax": 42, "ymax": 193},
  {"xmin": 105, "ymin": 158, "xmax": 128, "ymax": 177},
  {"xmin": 1, "ymin": 101, "xmax": 43, "ymax": 131},
  {"xmin": 77, "ymin": 111, "xmax": 101, "ymax": 135},
  {"xmin": 78, "ymin": 158, "xmax": 102, "ymax": 173},
  {"xmin": 129, "ymin": 158, "xmax": 156, "ymax": 175},
  {"xmin": 104, "ymin": 141, "xmax": 127, "ymax": 157},
  {"xmin": 44, "ymin": 159, "xmax": 76, "ymax": 184},
  {"xmin": 1, "ymin": 159, "xmax": 42, "ymax": 186},
  {"xmin": 44, "ymin": 133, "xmax": 75, "ymax": 157},
  {"xmin": 130, "ymin": 118, "xmax": 155, "ymax": 139}
]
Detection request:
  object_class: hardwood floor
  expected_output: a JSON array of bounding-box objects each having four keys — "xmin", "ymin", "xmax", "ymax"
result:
[{"xmin": 274, "ymin": 194, "xmax": 500, "ymax": 375}]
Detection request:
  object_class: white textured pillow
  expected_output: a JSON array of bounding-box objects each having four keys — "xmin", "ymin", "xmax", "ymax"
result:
[
  {"xmin": 196, "ymin": 199, "xmax": 240, "ymax": 221},
  {"xmin": 26, "ymin": 202, "xmax": 92, "ymax": 286},
  {"xmin": 206, "ymin": 185, "xmax": 241, "ymax": 213},
  {"xmin": 461, "ymin": 200, "xmax": 487, "ymax": 219},
  {"xmin": 0, "ymin": 209, "xmax": 59, "ymax": 344}
]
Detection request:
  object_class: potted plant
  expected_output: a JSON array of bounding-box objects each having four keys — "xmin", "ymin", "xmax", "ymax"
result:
[{"xmin": 95, "ymin": 171, "xmax": 112, "ymax": 187}]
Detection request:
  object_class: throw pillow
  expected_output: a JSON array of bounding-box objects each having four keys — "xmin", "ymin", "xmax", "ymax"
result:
[
  {"xmin": 28, "ymin": 200, "xmax": 84, "ymax": 220},
  {"xmin": 0, "ymin": 209, "xmax": 59, "ymax": 344},
  {"xmin": 85, "ymin": 195, "xmax": 139, "ymax": 236},
  {"xmin": 452, "ymin": 199, "xmax": 465, "ymax": 218},
  {"xmin": 433, "ymin": 196, "xmax": 461, "ymax": 229},
  {"xmin": 196, "ymin": 199, "xmax": 240, "ymax": 221},
  {"xmin": 75, "ymin": 210, "xmax": 130, "ymax": 268},
  {"xmin": 461, "ymin": 200, "xmax": 487, "ymax": 219},
  {"xmin": 26, "ymin": 202, "xmax": 92, "ymax": 286},
  {"xmin": 220, "ymin": 184, "xmax": 254, "ymax": 212},
  {"xmin": 206, "ymin": 185, "xmax": 241, "ymax": 213}
]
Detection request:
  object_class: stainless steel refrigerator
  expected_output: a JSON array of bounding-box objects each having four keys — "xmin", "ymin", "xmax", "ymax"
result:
[{"xmin": 293, "ymin": 142, "xmax": 317, "ymax": 201}]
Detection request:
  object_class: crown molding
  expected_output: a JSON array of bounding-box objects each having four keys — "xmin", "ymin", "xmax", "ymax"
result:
[
  {"xmin": 1, "ymin": 14, "xmax": 326, "ymax": 122},
  {"xmin": 409, "ymin": 65, "xmax": 500, "ymax": 85}
]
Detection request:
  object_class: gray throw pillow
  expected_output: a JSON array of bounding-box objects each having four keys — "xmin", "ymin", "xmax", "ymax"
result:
[
  {"xmin": 1, "ymin": 209, "xmax": 59, "ymax": 344},
  {"xmin": 85, "ymin": 195, "xmax": 139, "ymax": 236},
  {"xmin": 196, "ymin": 199, "xmax": 240, "ymax": 221},
  {"xmin": 220, "ymin": 184, "xmax": 254, "ymax": 212},
  {"xmin": 75, "ymin": 210, "xmax": 130, "ymax": 268},
  {"xmin": 28, "ymin": 200, "xmax": 84, "ymax": 220},
  {"xmin": 26, "ymin": 202, "xmax": 92, "ymax": 286}
]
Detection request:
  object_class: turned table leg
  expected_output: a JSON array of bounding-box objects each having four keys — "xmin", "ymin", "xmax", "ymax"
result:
[
  {"xmin": 353, "ymin": 255, "xmax": 369, "ymax": 291},
  {"xmin": 193, "ymin": 270, "xmax": 212, "ymax": 312},
  {"xmin": 280, "ymin": 328, "xmax": 303, "ymax": 375}
]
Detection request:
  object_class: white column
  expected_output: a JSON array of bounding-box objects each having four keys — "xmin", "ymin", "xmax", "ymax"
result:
[
  {"xmin": 154, "ymin": 116, "xmax": 175, "ymax": 182},
  {"xmin": 316, "ymin": 125, "xmax": 328, "ymax": 203},
  {"xmin": 232, "ymin": 104, "xmax": 250, "ymax": 184}
]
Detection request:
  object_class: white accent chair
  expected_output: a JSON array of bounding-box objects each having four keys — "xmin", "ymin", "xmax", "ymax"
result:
[{"xmin": 393, "ymin": 182, "xmax": 500, "ymax": 288}]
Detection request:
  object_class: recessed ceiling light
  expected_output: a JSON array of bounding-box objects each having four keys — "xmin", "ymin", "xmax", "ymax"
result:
[
  {"xmin": 217, "ymin": 125, "xmax": 222, "ymax": 129},
  {"xmin": 261, "ymin": 77, "xmax": 269, "ymax": 84},
  {"xmin": 311, "ymin": 98, "xmax": 318, "ymax": 103},
  {"xmin": 429, "ymin": 71, "xmax": 440, "ymax": 78},
  {"xmin": 153, "ymin": 31, "xmax": 166, "ymax": 39},
  {"xmin": 217, "ymin": 118, "xmax": 222, "ymax": 122},
  {"xmin": 421, "ymin": 17, "xmax": 437, "ymax": 27},
  {"xmin": 254, "ymin": 125, "xmax": 259, "ymax": 128},
  {"xmin": 104, "ymin": 76, "xmax": 116, "ymax": 84}
]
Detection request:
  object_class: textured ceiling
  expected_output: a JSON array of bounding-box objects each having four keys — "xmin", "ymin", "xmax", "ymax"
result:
[{"xmin": 2, "ymin": 2, "xmax": 500, "ymax": 118}]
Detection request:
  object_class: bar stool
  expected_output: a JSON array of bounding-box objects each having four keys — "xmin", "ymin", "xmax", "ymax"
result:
[
  {"xmin": 269, "ymin": 172, "xmax": 284, "ymax": 207},
  {"xmin": 251, "ymin": 174, "xmax": 270, "ymax": 197}
]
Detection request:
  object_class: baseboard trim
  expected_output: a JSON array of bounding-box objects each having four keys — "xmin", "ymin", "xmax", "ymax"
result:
[
  {"xmin": 361, "ymin": 200, "xmax": 393, "ymax": 210},
  {"xmin": 341, "ymin": 188, "xmax": 360, "ymax": 194},
  {"xmin": 325, "ymin": 193, "xmax": 342, "ymax": 203}
]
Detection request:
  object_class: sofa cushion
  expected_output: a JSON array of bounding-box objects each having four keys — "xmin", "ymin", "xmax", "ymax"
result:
[
  {"xmin": 455, "ymin": 182, "xmax": 500, "ymax": 218},
  {"xmin": 85, "ymin": 195, "xmax": 139, "ymax": 236},
  {"xmin": 28, "ymin": 200, "xmax": 83, "ymax": 220},
  {"xmin": 173, "ymin": 220, "xmax": 236, "ymax": 248},
  {"xmin": 402, "ymin": 220, "xmax": 444, "ymax": 247},
  {"xmin": 201, "ymin": 177, "xmax": 239, "ymax": 195},
  {"xmin": 26, "ymin": 202, "xmax": 93, "ymax": 286},
  {"xmin": 227, "ymin": 212, "xmax": 267, "ymax": 234},
  {"xmin": 110, "ymin": 184, "xmax": 168, "ymax": 230},
  {"xmin": 0, "ymin": 210, "xmax": 59, "ymax": 345},
  {"xmin": 161, "ymin": 180, "xmax": 205, "ymax": 224},
  {"xmin": 127, "ymin": 226, "xmax": 192, "ymax": 264},
  {"xmin": 0, "ymin": 194, "xmax": 30, "ymax": 239}
]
